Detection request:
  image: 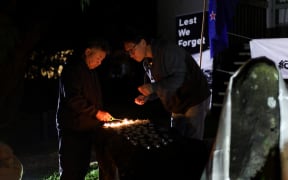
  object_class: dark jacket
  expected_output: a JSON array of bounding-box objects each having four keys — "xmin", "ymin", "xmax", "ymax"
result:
[
  {"xmin": 56, "ymin": 58, "xmax": 103, "ymax": 132},
  {"xmin": 150, "ymin": 39, "xmax": 211, "ymax": 113}
]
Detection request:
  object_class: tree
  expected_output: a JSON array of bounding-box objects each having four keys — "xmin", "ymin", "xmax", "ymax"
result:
[{"xmin": 0, "ymin": 0, "xmax": 82, "ymax": 128}]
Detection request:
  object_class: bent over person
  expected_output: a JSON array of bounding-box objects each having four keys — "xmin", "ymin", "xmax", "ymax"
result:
[
  {"xmin": 56, "ymin": 37, "xmax": 114, "ymax": 180},
  {"xmin": 122, "ymin": 28, "xmax": 211, "ymax": 140}
]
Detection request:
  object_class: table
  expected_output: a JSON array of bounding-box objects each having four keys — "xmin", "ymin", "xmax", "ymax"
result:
[{"xmin": 95, "ymin": 119, "xmax": 210, "ymax": 180}]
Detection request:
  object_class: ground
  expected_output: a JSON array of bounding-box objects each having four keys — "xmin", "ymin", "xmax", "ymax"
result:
[{"xmin": 18, "ymin": 140, "xmax": 59, "ymax": 180}]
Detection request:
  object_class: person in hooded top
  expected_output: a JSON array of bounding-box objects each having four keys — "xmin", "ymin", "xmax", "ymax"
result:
[
  {"xmin": 122, "ymin": 27, "xmax": 211, "ymax": 140},
  {"xmin": 56, "ymin": 37, "xmax": 114, "ymax": 180}
]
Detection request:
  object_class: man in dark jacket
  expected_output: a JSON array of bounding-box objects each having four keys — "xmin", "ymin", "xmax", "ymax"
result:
[
  {"xmin": 56, "ymin": 38, "xmax": 114, "ymax": 180},
  {"xmin": 122, "ymin": 30, "xmax": 211, "ymax": 140}
]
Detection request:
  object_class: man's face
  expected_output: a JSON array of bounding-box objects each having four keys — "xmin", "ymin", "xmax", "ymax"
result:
[
  {"xmin": 124, "ymin": 39, "xmax": 146, "ymax": 62},
  {"xmin": 85, "ymin": 48, "xmax": 106, "ymax": 69}
]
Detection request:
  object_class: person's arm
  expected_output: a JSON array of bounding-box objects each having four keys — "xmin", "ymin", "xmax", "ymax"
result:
[
  {"xmin": 139, "ymin": 45, "xmax": 190, "ymax": 112},
  {"xmin": 62, "ymin": 66, "xmax": 99, "ymax": 117},
  {"xmin": 138, "ymin": 45, "xmax": 187, "ymax": 96},
  {"xmin": 61, "ymin": 65, "xmax": 110, "ymax": 130}
]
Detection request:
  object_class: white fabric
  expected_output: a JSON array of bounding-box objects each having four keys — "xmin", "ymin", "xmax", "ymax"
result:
[
  {"xmin": 250, "ymin": 38, "xmax": 288, "ymax": 79},
  {"xmin": 192, "ymin": 49, "xmax": 213, "ymax": 71},
  {"xmin": 201, "ymin": 58, "xmax": 288, "ymax": 180},
  {"xmin": 279, "ymin": 69, "xmax": 288, "ymax": 180}
]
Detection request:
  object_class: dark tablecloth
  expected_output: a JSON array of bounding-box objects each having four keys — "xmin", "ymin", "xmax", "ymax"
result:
[{"xmin": 94, "ymin": 122, "xmax": 210, "ymax": 180}]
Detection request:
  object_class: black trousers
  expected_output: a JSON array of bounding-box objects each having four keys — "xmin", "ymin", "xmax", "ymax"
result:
[{"xmin": 58, "ymin": 130, "xmax": 93, "ymax": 180}]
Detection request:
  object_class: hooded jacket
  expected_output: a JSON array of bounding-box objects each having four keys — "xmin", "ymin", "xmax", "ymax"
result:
[
  {"xmin": 150, "ymin": 39, "xmax": 211, "ymax": 113},
  {"xmin": 56, "ymin": 58, "xmax": 103, "ymax": 132}
]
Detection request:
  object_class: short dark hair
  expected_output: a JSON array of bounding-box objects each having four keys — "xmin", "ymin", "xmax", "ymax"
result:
[{"xmin": 72, "ymin": 37, "xmax": 110, "ymax": 60}]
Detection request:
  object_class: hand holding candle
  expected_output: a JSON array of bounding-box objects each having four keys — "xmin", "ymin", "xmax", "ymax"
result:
[
  {"xmin": 138, "ymin": 83, "xmax": 154, "ymax": 96},
  {"xmin": 96, "ymin": 110, "xmax": 114, "ymax": 122},
  {"xmin": 134, "ymin": 95, "xmax": 148, "ymax": 105}
]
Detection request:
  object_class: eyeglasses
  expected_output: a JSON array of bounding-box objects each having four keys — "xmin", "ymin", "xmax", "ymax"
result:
[{"xmin": 125, "ymin": 44, "xmax": 137, "ymax": 55}]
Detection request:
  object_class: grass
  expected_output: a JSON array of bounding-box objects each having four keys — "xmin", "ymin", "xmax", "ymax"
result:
[{"xmin": 42, "ymin": 161, "xmax": 99, "ymax": 180}]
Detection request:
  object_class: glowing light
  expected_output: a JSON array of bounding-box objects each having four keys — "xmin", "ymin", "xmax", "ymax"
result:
[{"xmin": 103, "ymin": 118, "xmax": 150, "ymax": 128}]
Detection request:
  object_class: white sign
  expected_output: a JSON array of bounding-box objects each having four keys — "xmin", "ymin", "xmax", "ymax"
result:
[
  {"xmin": 176, "ymin": 12, "xmax": 209, "ymax": 54},
  {"xmin": 250, "ymin": 38, "xmax": 288, "ymax": 79},
  {"xmin": 176, "ymin": 12, "xmax": 212, "ymax": 90},
  {"xmin": 192, "ymin": 49, "xmax": 213, "ymax": 89}
]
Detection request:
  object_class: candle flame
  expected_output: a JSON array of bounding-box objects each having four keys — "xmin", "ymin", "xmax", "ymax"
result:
[{"xmin": 103, "ymin": 118, "xmax": 150, "ymax": 128}]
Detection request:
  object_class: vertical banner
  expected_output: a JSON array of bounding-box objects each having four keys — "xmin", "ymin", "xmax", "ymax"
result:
[
  {"xmin": 176, "ymin": 12, "xmax": 209, "ymax": 54},
  {"xmin": 176, "ymin": 12, "xmax": 213, "ymax": 90}
]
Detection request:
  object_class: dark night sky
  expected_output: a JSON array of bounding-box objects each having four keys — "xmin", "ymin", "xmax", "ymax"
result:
[
  {"xmin": 19, "ymin": 0, "xmax": 164, "ymax": 119},
  {"xmin": 16, "ymin": 0, "xmax": 158, "ymax": 51},
  {"xmin": 1, "ymin": 0, "xmax": 171, "ymax": 161}
]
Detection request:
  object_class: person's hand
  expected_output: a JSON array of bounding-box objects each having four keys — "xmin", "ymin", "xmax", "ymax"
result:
[
  {"xmin": 138, "ymin": 84, "xmax": 153, "ymax": 96},
  {"xmin": 96, "ymin": 110, "xmax": 113, "ymax": 122},
  {"xmin": 134, "ymin": 95, "xmax": 148, "ymax": 105}
]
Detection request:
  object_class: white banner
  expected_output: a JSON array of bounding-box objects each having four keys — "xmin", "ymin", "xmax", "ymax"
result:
[
  {"xmin": 249, "ymin": 38, "xmax": 288, "ymax": 79},
  {"xmin": 192, "ymin": 49, "xmax": 213, "ymax": 90}
]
